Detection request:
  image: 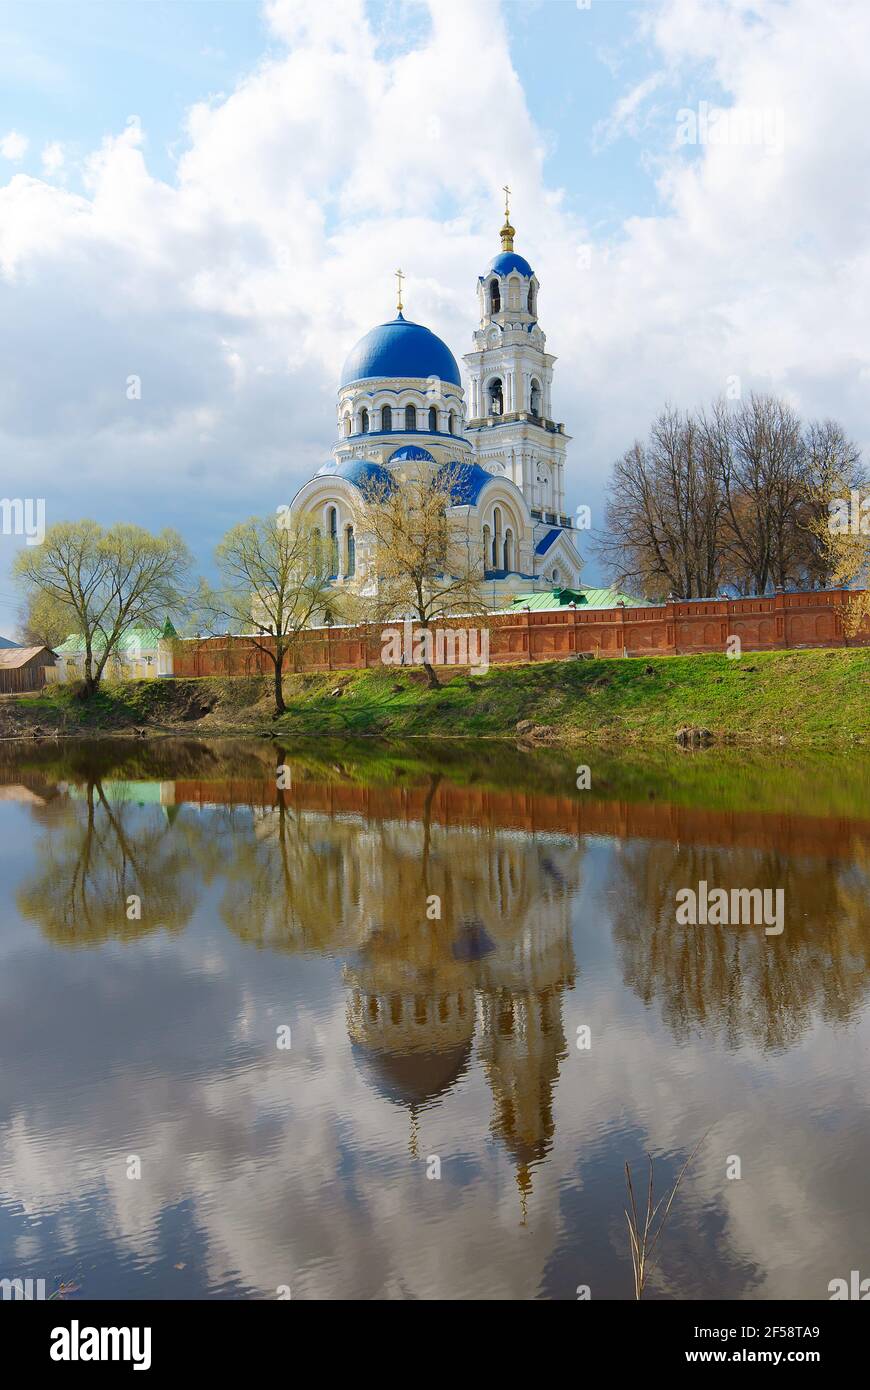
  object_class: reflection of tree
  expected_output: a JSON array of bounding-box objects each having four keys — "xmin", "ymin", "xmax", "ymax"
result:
[
  {"xmin": 217, "ymin": 751, "xmax": 368, "ymax": 953},
  {"xmin": 611, "ymin": 841, "xmax": 870, "ymax": 1049},
  {"xmin": 17, "ymin": 780, "xmax": 202, "ymax": 943}
]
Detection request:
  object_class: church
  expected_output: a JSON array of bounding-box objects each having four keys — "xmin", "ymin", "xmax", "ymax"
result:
[{"xmin": 287, "ymin": 196, "xmax": 583, "ymax": 611}]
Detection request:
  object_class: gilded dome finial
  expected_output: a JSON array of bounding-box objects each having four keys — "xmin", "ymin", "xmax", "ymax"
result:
[
  {"xmin": 500, "ymin": 184, "xmax": 515, "ymax": 252},
  {"xmin": 395, "ymin": 267, "xmax": 404, "ymax": 315}
]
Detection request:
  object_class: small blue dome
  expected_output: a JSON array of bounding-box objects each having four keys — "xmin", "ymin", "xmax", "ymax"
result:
[
  {"xmin": 489, "ymin": 251, "xmax": 534, "ymax": 278},
  {"xmin": 439, "ymin": 461, "xmax": 496, "ymax": 506},
  {"xmin": 340, "ymin": 313, "xmax": 461, "ymax": 387},
  {"xmin": 316, "ymin": 458, "xmax": 396, "ymax": 494},
  {"xmin": 389, "ymin": 445, "xmax": 435, "ymax": 463}
]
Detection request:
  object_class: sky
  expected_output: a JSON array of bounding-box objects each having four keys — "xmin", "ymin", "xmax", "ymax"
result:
[{"xmin": 2, "ymin": 0, "xmax": 870, "ymax": 634}]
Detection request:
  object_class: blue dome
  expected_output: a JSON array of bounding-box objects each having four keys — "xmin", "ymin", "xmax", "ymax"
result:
[
  {"xmin": 388, "ymin": 445, "xmax": 435, "ymax": 463},
  {"xmin": 340, "ymin": 313, "xmax": 461, "ymax": 387},
  {"xmin": 316, "ymin": 458, "xmax": 396, "ymax": 494},
  {"xmin": 489, "ymin": 251, "xmax": 534, "ymax": 278},
  {"xmin": 439, "ymin": 461, "xmax": 497, "ymax": 506}
]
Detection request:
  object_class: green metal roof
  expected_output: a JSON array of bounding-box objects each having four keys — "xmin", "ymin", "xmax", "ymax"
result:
[
  {"xmin": 56, "ymin": 625, "xmax": 168, "ymax": 655},
  {"xmin": 505, "ymin": 586, "xmax": 649, "ymax": 611}
]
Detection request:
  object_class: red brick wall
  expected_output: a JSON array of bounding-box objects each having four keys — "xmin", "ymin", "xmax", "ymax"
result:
[
  {"xmin": 171, "ymin": 777, "xmax": 870, "ymax": 860},
  {"xmin": 171, "ymin": 588, "xmax": 869, "ymax": 678}
]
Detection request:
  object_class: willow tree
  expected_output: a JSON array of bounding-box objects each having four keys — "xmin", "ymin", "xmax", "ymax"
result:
[
  {"xmin": 17, "ymin": 588, "xmax": 71, "ymax": 650},
  {"xmin": 357, "ymin": 464, "xmax": 487, "ymax": 688},
  {"xmin": 14, "ymin": 520, "xmax": 191, "ymax": 694},
  {"xmin": 205, "ymin": 512, "xmax": 335, "ymax": 716}
]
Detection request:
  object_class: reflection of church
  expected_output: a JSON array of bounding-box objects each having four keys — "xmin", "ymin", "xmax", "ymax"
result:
[{"xmin": 340, "ymin": 820, "xmax": 579, "ymax": 1196}]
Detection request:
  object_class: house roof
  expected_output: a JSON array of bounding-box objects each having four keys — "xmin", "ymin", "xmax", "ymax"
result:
[
  {"xmin": 56, "ymin": 619, "xmax": 178, "ymax": 656},
  {"xmin": 0, "ymin": 645, "xmax": 54, "ymax": 668},
  {"xmin": 506, "ymin": 586, "xmax": 649, "ymax": 611}
]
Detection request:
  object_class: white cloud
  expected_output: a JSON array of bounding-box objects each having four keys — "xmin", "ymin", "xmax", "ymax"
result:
[
  {"xmin": 593, "ymin": 71, "xmax": 667, "ymax": 149},
  {"xmin": 1, "ymin": 130, "xmax": 29, "ymax": 162},
  {"xmin": 40, "ymin": 141, "xmax": 64, "ymax": 176}
]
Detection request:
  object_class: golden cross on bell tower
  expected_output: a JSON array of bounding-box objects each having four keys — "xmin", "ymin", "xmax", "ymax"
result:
[
  {"xmin": 395, "ymin": 267, "xmax": 404, "ymax": 314},
  {"xmin": 500, "ymin": 184, "xmax": 516, "ymax": 252}
]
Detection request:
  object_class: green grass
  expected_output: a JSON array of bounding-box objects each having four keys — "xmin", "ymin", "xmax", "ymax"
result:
[
  {"xmin": 269, "ymin": 649, "xmax": 869, "ymax": 745},
  {"xmin": 4, "ymin": 648, "xmax": 868, "ymax": 746}
]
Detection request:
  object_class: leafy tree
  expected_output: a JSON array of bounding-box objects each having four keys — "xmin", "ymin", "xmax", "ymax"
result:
[
  {"xmin": 14, "ymin": 521, "xmax": 191, "ymax": 694},
  {"xmin": 797, "ymin": 419, "xmax": 868, "ymax": 589},
  {"xmin": 16, "ymin": 588, "xmax": 71, "ymax": 650}
]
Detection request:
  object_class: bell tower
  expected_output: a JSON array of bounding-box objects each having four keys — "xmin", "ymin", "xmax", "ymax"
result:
[{"xmin": 464, "ymin": 191, "xmax": 571, "ymax": 525}]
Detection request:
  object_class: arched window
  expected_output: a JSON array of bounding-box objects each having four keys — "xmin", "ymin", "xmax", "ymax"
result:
[
  {"xmin": 488, "ymin": 379, "xmax": 503, "ymax": 415},
  {"xmin": 346, "ymin": 525, "xmax": 355, "ymax": 578},
  {"xmin": 328, "ymin": 506, "xmax": 339, "ymax": 576},
  {"xmin": 405, "ymin": 403, "xmax": 416, "ymax": 431},
  {"xmin": 448, "ymin": 410, "xmax": 455, "ymax": 434},
  {"xmin": 482, "ymin": 524, "xmax": 491, "ymax": 571},
  {"xmin": 360, "ymin": 408, "xmax": 369, "ymax": 433},
  {"xmin": 492, "ymin": 507, "xmax": 502, "ymax": 568},
  {"xmin": 428, "ymin": 406, "xmax": 437, "ymax": 431},
  {"xmin": 504, "ymin": 528, "xmax": 513, "ymax": 571},
  {"xmin": 527, "ymin": 284, "xmax": 535, "ymax": 315},
  {"xmin": 530, "ymin": 379, "xmax": 541, "ymax": 417},
  {"xmin": 343, "ymin": 414, "xmax": 352, "ymax": 437},
  {"xmin": 381, "ymin": 404, "xmax": 392, "ymax": 431},
  {"xmin": 490, "ymin": 278, "xmax": 500, "ymax": 314}
]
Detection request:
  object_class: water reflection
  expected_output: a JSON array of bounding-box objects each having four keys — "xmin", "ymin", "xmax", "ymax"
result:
[
  {"xmin": 610, "ymin": 841, "xmax": 870, "ymax": 1049},
  {"xmin": 1, "ymin": 739, "xmax": 869, "ymax": 1299}
]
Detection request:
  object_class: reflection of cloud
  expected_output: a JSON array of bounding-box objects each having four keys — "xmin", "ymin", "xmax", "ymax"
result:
[
  {"xmin": 2, "ymin": 776, "xmax": 869, "ymax": 1300},
  {"xmin": 4, "ymin": 918, "xmax": 869, "ymax": 1300}
]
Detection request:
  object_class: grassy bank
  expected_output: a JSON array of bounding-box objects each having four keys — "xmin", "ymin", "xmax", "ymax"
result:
[{"xmin": 2, "ymin": 648, "xmax": 867, "ymax": 746}]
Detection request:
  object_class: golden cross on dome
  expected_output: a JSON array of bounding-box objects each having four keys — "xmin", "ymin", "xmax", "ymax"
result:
[
  {"xmin": 503, "ymin": 184, "xmax": 511, "ymax": 219},
  {"xmin": 395, "ymin": 267, "xmax": 404, "ymax": 314}
]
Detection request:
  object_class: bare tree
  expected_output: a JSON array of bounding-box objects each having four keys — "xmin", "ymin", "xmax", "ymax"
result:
[
  {"xmin": 596, "ymin": 393, "xmax": 864, "ymax": 600},
  {"xmin": 717, "ymin": 393, "xmax": 804, "ymax": 595},
  {"xmin": 356, "ymin": 464, "xmax": 487, "ymax": 688},
  {"xmin": 203, "ymin": 513, "xmax": 335, "ymax": 716},
  {"xmin": 596, "ymin": 407, "xmax": 723, "ymax": 599}
]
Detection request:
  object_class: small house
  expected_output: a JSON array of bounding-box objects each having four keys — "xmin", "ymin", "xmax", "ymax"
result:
[
  {"xmin": 52, "ymin": 619, "xmax": 178, "ymax": 684},
  {"xmin": 0, "ymin": 645, "xmax": 57, "ymax": 693}
]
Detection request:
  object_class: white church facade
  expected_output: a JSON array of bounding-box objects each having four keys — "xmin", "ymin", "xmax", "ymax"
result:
[{"xmin": 287, "ymin": 200, "xmax": 583, "ymax": 611}]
